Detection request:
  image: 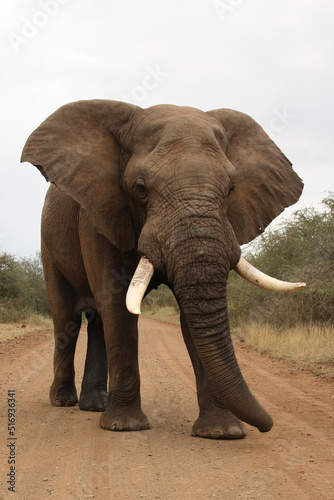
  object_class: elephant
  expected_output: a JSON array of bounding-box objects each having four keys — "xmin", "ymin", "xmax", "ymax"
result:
[{"xmin": 21, "ymin": 100, "xmax": 304, "ymax": 440}]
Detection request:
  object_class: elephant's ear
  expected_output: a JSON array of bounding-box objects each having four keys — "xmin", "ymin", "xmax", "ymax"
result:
[
  {"xmin": 21, "ymin": 100, "xmax": 139, "ymax": 251},
  {"xmin": 207, "ymin": 108, "xmax": 303, "ymax": 245}
]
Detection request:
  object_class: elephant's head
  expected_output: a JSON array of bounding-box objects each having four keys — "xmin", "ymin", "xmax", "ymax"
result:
[{"xmin": 21, "ymin": 100, "xmax": 304, "ymax": 433}]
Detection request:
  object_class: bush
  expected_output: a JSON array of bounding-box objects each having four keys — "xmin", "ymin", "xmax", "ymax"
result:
[
  {"xmin": 0, "ymin": 253, "xmax": 49, "ymax": 322},
  {"xmin": 142, "ymin": 284, "xmax": 179, "ymax": 313},
  {"xmin": 228, "ymin": 193, "xmax": 334, "ymax": 327}
]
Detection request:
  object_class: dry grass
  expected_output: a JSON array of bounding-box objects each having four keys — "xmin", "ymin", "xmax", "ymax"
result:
[
  {"xmin": 0, "ymin": 314, "xmax": 53, "ymax": 342},
  {"xmin": 234, "ymin": 322, "xmax": 334, "ymax": 379},
  {"xmin": 143, "ymin": 307, "xmax": 180, "ymax": 325},
  {"xmin": 143, "ymin": 307, "xmax": 334, "ymax": 378}
]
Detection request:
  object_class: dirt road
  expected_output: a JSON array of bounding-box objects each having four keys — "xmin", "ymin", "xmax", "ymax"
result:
[{"xmin": 0, "ymin": 316, "xmax": 333, "ymax": 499}]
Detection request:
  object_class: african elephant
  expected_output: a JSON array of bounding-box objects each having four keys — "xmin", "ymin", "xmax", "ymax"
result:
[{"xmin": 21, "ymin": 100, "xmax": 304, "ymax": 439}]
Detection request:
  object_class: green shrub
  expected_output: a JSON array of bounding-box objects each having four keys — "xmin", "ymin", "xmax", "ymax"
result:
[
  {"xmin": 228, "ymin": 193, "xmax": 334, "ymax": 327},
  {"xmin": 0, "ymin": 252, "xmax": 49, "ymax": 322}
]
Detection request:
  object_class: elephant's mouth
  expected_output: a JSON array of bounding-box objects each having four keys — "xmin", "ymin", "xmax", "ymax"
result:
[{"xmin": 126, "ymin": 255, "xmax": 306, "ymax": 315}]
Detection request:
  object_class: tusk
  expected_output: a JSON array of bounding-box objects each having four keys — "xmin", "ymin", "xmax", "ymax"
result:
[
  {"xmin": 126, "ymin": 256, "xmax": 154, "ymax": 315},
  {"xmin": 234, "ymin": 256, "xmax": 306, "ymax": 293}
]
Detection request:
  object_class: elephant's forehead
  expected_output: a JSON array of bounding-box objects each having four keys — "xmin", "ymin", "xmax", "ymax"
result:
[{"xmin": 131, "ymin": 108, "xmax": 227, "ymax": 151}]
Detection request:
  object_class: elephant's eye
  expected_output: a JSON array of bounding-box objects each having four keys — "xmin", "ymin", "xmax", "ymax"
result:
[
  {"xmin": 228, "ymin": 183, "xmax": 235, "ymax": 197},
  {"xmin": 135, "ymin": 180, "xmax": 148, "ymax": 200}
]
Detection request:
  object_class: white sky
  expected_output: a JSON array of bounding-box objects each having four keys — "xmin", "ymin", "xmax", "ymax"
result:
[{"xmin": 1, "ymin": 0, "xmax": 333, "ymax": 257}]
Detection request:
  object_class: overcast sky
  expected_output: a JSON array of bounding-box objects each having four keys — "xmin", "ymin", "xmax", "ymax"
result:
[{"xmin": 1, "ymin": 0, "xmax": 333, "ymax": 257}]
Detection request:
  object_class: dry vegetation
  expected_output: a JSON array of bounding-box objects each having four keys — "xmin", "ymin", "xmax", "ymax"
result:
[
  {"xmin": 142, "ymin": 306, "xmax": 180, "ymax": 325},
  {"xmin": 233, "ymin": 323, "xmax": 334, "ymax": 379},
  {"xmin": 0, "ymin": 314, "xmax": 52, "ymax": 341}
]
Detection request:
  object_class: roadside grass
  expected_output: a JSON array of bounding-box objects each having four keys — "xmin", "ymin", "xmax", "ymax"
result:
[
  {"xmin": 142, "ymin": 306, "xmax": 180, "ymax": 325},
  {"xmin": 143, "ymin": 301, "xmax": 334, "ymax": 380},
  {"xmin": 0, "ymin": 314, "xmax": 53, "ymax": 342},
  {"xmin": 233, "ymin": 322, "xmax": 334, "ymax": 379}
]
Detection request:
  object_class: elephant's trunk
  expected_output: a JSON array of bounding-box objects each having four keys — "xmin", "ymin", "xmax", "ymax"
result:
[{"xmin": 171, "ymin": 262, "xmax": 273, "ymax": 433}]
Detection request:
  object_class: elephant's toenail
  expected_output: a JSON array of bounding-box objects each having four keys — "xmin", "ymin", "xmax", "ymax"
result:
[
  {"xmin": 229, "ymin": 426, "xmax": 244, "ymax": 437},
  {"xmin": 213, "ymin": 429, "xmax": 226, "ymax": 437}
]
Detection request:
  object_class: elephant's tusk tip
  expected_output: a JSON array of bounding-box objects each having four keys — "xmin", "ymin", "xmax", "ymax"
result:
[
  {"xmin": 125, "ymin": 291, "xmax": 142, "ymax": 314},
  {"xmin": 286, "ymin": 282, "xmax": 307, "ymax": 293},
  {"xmin": 130, "ymin": 309, "xmax": 141, "ymax": 315},
  {"xmin": 126, "ymin": 303, "xmax": 142, "ymax": 315}
]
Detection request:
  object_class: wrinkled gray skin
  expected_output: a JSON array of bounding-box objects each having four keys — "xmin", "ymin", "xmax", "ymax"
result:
[{"xmin": 21, "ymin": 101, "xmax": 303, "ymax": 439}]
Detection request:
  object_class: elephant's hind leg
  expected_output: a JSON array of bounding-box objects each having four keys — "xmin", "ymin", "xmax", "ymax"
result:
[
  {"xmin": 43, "ymin": 253, "xmax": 81, "ymax": 407},
  {"xmin": 180, "ymin": 313, "xmax": 247, "ymax": 439},
  {"xmin": 49, "ymin": 297, "xmax": 81, "ymax": 408},
  {"xmin": 79, "ymin": 312, "xmax": 108, "ymax": 411}
]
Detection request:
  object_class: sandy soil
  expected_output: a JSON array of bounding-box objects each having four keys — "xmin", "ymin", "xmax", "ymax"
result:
[{"xmin": 0, "ymin": 316, "xmax": 333, "ymax": 499}]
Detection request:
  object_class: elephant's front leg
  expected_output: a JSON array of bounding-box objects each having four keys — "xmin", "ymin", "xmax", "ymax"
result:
[
  {"xmin": 99, "ymin": 300, "xmax": 149, "ymax": 431},
  {"xmin": 180, "ymin": 313, "xmax": 247, "ymax": 439}
]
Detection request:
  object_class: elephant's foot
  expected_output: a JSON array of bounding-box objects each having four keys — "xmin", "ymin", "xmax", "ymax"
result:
[
  {"xmin": 79, "ymin": 388, "xmax": 108, "ymax": 412},
  {"xmin": 192, "ymin": 409, "xmax": 247, "ymax": 440},
  {"xmin": 99, "ymin": 404, "xmax": 150, "ymax": 431},
  {"xmin": 50, "ymin": 379, "xmax": 78, "ymax": 407}
]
